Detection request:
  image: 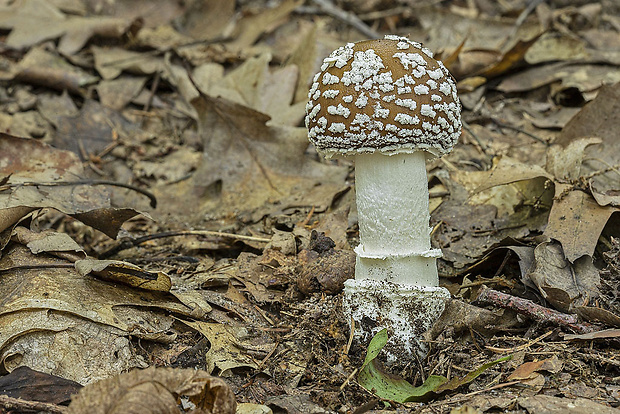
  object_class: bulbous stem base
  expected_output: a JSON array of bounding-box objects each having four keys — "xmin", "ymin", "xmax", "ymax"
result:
[{"xmin": 343, "ymin": 278, "xmax": 449, "ymax": 361}]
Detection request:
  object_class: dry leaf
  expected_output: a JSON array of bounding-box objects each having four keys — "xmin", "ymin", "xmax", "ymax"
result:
[
  {"xmin": 0, "ymin": 0, "xmax": 135, "ymax": 54},
  {"xmin": 525, "ymin": 241, "xmax": 599, "ymax": 312},
  {"xmin": 556, "ymin": 83, "xmax": 620, "ymax": 195},
  {"xmin": 0, "ymin": 134, "xmax": 142, "ymax": 238},
  {"xmin": 66, "ymin": 367, "xmax": 236, "ymax": 414},
  {"xmin": 544, "ymin": 185, "xmax": 616, "ymax": 262},
  {"xmin": 153, "ymin": 94, "xmax": 347, "ymax": 224},
  {"xmin": 75, "ymin": 259, "xmax": 172, "ymax": 292},
  {"xmin": 518, "ymin": 395, "xmax": 618, "ymax": 414}
]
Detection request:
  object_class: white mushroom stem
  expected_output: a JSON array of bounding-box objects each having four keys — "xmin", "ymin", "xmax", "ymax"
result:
[{"xmin": 353, "ymin": 151, "xmax": 441, "ymax": 286}]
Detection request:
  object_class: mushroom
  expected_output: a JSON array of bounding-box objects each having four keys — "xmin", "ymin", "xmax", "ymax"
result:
[{"xmin": 305, "ymin": 35, "xmax": 461, "ymax": 360}]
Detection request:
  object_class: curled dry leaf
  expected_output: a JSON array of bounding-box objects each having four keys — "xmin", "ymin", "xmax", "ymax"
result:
[
  {"xmin": 66, "ymin": 366, "xmax": 236, "ymax": 414},
  {"xmin": 525, "ymin": 241, "xmax": 599, "ymax": 312},
  {"xmin": 75, "ymin": 259, "xmax": 172, "ymax": 292}
]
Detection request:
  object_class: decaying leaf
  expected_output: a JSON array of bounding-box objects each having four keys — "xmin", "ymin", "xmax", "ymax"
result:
[
  {"xmin": 153, "ymin": 94, "xmax": 347, "ymax": 224},
  {"xmin": 66, "ymin": 366, "xmax": 236, "ymax": 414},
  {"xmin": 192, "ymin": 53, "xmax": 306, "ymax": 127},
  {"xmin": 0, "ymin": 0, "xmax": 136, "ymax": 55},
  {"xmin": 179, "ymin": 320, "xmax": 260, "ymax": 375},
  {"xmin": 545, "ymin": 138, "xmax": 602, "ymax": 181},
  {"xmin": 12, "ymin": 226, "xmax": 85, "ymax": 261},
  {"xmin": 0, "ymin": 134, "xmax": 142, "ymax": 238},
  {"xmin": 505, "ymin": 356, "xmax": 562, "ymax": 392},
  {"xmin": 518, "ymin": 395, "xmax": 619, "ymax": 414},
  {"xmin": 507, "ymin": 356, "xmax": 562, "ymax": 382},
  {"xmin": 544, "ymin": 186, "xmax": 616, "ymax": 262},
  {"xmin": 92, "ymin": 46, "xmax": 165, "ymax": 80},
  {"xmin": 425, "ymin": 298, "xmax": 521, "ymax": 340},
  {"xmin": 556, "ymin": 82, "xmax": 620, "ymax": 195},
  {"xmin": 226, "ymin": 0, "xmax": 303, "ymax": 50},
  {"xmin": 470, "ymin": 156, "xmax": 551, "ymax": 195},
  {"xmin": 15, "ymin": 47, "xmax": 99, "ymax": 94},
  {"xmin": 0, "ymin": 243, "xmax": 198, "ymax": 383},
  {"xmin": 525, "ymin": 241, "xmax": 599, "ymax": 312},
  {"xmin": 75, "ymin": 259, "xmax": 172, "ymax": 292},
  {"xmin": 0, "ymin": 366, "xmax": 82, "ymax": 405}
]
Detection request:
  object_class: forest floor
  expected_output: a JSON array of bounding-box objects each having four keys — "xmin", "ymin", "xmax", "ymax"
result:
[{"xmin": 0, "ymin": 0, "xmax": 619, "ymax": 413}]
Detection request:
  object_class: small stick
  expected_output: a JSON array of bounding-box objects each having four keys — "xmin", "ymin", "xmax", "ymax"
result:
[
  {"xmin": 299, "ymin": 205, "xmax": 316, "ymax": 227},
  {"xmin": 486, "ymin": 330, "xmax": 553, "ymax": 353},
  {"xmin": 256, "ymin": 341, "xmax": 279, "ymax": 370},
  {"xmin": 1, "ymin": 180, "xmax": 157, "ymax": 208},
  {"xmin": 491, "ymin": 119, "xmax": 548, "ymax": 145},
  {"xmin": 340, "ymin": 367, "xmax": 358, "ymax": 391},
  {"xmin": 0, "ymin": 395, "xmax": 66, "ymax": 414},
  {"xmin": 144, "ymin": 70, "xmax": 161, "ymax": 113},
  {"xmin": 344, "ymin": 315, "xmax": 355, "ymax": 355},
  {"xmin": 474, "ymin": 285, "xmax": 596, "ymax": 334},
  {"xmin": 462, "ymin": 121, "xmax": 489, "ymax": 154},
  {"xmin": 99, "ymin": 230, "xmax": 271, "ymax": 259},
  {"xmin": 310, "ymin": 0, "xmax": 380, "ymax": 39}
]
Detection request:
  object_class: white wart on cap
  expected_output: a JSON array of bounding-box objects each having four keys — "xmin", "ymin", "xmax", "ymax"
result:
[{"xmin": 305, "ymin": 35, "xmax": 461, "ymax": 158}]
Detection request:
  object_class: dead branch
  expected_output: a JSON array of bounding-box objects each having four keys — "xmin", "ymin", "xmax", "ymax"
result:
[{"xmin": 474, "ymin": 285, "xmax": 597, "ymax": 334}]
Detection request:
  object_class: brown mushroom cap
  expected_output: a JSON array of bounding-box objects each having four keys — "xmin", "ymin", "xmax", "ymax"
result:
[{"xmin": 305, "ymin": 35, "xmax": 461, "ymax": 158}]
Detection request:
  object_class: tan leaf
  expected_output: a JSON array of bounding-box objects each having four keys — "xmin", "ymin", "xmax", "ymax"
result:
[
  {"xmin": 556, "ymin": 83, "xmax": 620, "ymax": 195},
  {"xmin": 545, "ymin": 138, "xmax": 602, "ymax": 181},
  {"xmin": 66, "ymin": 367, "xmax": 236, "ymax": 414},
  {"xmin": 0, "ymin": 0, "xmax": 135, "ymax": 54},
  {"xmin": 525, "ymin": 241, "xmax": 599, "ymax": 312},
  {"xmin": 544, "ymin": 185, "xmax": 617, "ymax": 262},
  {"xmin": 153, "ymin": 95, "xmax": 347, "ymax": 224},
  {"xmin": 75, "ymin": 259, "xmax": 172, "ymax": 292},
  {"xmin": 194, "ymin": 53, "xmax": 305, "ymax": 126},
  {"xmin": 471, "ymin": 156, "xmax": 551, "ymax": 194},
  {"xmin": 227, "ymin": 0, "xmax": 303, "ymax": 50},
  {"xmin": 16, "ymin": 47, "xmax": 99, "ymax": 94},
  {"xmin": 507, "ymin": 360, "xmax": 545, "ymax": 381},
  {"xmin": 0, "ymin": 134, "xmax": 142, "ymax": 238}
]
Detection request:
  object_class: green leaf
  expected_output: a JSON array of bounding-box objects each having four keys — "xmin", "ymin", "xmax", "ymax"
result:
[{"xmin": 357, "ymin": 329, "xmax": 512, "ymax": 403}]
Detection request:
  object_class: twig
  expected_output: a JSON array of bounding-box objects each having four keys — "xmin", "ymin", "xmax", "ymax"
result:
[
  {"xmin": 474, "ymin": 285, "xmax": 596, "ymax": 334},
  {"xmin": 579, "ymin": 350, "xmax": 620, "ymax": 368},
  {"xmin": 299, "ymin": 205, "xmax": 316, "ymax": 226},
  {"xmin": 492, "ymin": 250, "xmax": 512, "ymax": 278},
  {"xmin": 0, "ymin": 395, "xmax": 67, "ymax": 414},
  {"xmin": 498, "ymin": 0, "xmax": 546, "ymax": 50},
  {"xmin": 0, "ymin": 180, "xmax": 157, "ymax": 208},
  {"xmin": 462, "ymin": 121, "xmax": 489, "ymax": 154},
  {"xmin": 0, "ymin": 264, "xmax": 75, "ymax": 274},
  {"xmin": 485, "ymin": 330, "xmax": 554, "ymax": 353},
  {"xmin": 99, "ymin": 230, "xmax": 271, "ymax": 259},
  {"xmin": 582, "ymin": 159, "xmax": 620, "ymax": 179},
  {"xmin": 144, "ymin": 70, "xmax": 161, "ymax": 113},
  {"xmin": 340, "ymin": 367, "xmax": 359, "ymax": 391},
  {"xmin": 310, "ymin": 0, "xmax": 380, "ymax": 39},
  {"xmin": 256, "ymin": 341, "xmax": 279, "ymax": 370},
  {"xmin": 491, "ymin": 119, "xmax": 549, "ymax": 145}
]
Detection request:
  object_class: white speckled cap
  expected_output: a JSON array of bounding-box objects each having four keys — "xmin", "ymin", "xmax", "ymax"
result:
[{"xmin": 305, "ymin": 35, "xmax": 461, "ymax": 158}]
